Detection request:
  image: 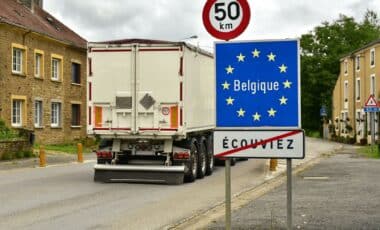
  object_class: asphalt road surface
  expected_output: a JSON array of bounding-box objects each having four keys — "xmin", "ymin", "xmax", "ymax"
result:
[
  {"xmin": 0, "ymin": 138, "xmax": 340, "ymax": 230},
  {"xmin": 0, "ymin": 157, "xmax": 267, "ymax": 230},
  {"xmin": 207, "ymin": 146, "xmax": 380, "ymax": 229}
]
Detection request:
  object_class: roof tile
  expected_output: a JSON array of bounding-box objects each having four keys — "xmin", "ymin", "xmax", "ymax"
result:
[{"xmin": 0, "ymin": 0, "xmax": 87, "ymax": 49}]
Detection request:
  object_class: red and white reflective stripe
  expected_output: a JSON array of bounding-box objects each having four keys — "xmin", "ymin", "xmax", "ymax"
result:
[
  {"xmin": 139, "ymin": 48, "xmax": 180, "ymax": 52},
  {"xmin": 88, "ymin": 82, "xmax": 92, "ymax": 101},
  {"xmin": 88, "ymin": 58, "xmax": 93, "ymax": 76},
  {"xmin": 139, "ymin": 128, "xmax": 178, "ymax": 131},
  {"xmin": 88, "ymin": 107, "xmax": 92, "ymax": 125},
  {"xmin": 93, "ymin": 128, "xmax": 131, "ymax": 131},
  {"xmin": 92, "ymin": 49, "xmax": 132, "ymax": 52}
]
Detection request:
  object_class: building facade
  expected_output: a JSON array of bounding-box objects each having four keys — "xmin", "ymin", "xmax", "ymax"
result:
[
  {"xmin": 332, "ymin": 39, "xmax": 380, "ymax": 144},
  {"xmin": 0, "ymin": 0, "xmax": 87, "ymax": 144}
]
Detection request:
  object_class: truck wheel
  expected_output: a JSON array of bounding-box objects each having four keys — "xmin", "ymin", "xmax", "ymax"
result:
[
  {"xmin": 184, "ymin": 141, "xmax": 198, "ymax": 183},
  {"xmin": 205, "ymin": 136, "xmax": 214, "ymax": 176},
  {"xmin": 197, "ymin": 141, "xmax": 207, "ymax": 179}
]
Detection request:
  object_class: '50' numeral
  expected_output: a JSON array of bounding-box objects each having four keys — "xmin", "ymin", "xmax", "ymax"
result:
[{"xmin": 214, "ymin": 2, "xmax": 240, "ymax": 21}]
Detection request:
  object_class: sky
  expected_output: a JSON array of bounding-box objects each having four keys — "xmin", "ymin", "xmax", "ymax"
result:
[{"xmin": 44, "ymin": 0, "xmax": 380, "ymax": 50}]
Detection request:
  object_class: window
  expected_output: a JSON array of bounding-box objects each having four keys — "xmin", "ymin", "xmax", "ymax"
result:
[
  {"xmin": 13, "ymin": 48, "xmax": 23, "ymax": 73},
  {"xmin": 370, "ymin": 74, "xmax": 376, "ymax": 96},
  {"xmin": 370, "ymin": 49, "xmax": 375, "ymax": 67},
  {"xmin": 34, "ymin": 50, "xmax": 44, "ymax": 78},
  {"xmin": 71, "ymin": 104, "xmax": 81, "ymax": 126},
  {"xmin": 51, "ymin": 54, "xmax": 63, "ymax": 81},
  {"xmin": 344, "ymin": 60, "xmax": 348, "ymax": 75},
  {"xmin": 52, "ymin": 59, "xmax": 60, "ymax": 80},
  {"xmin": 12, "ymin": 44, "xmax": 27, "ymax": 75},
  {"xmin": 355, "ymin": 78, "xmax": 361, "ymax": 101},
  {"xmin": 12, "ymin": 100, "xmax": 23, "ymax": 127},
  {"xmin": 344, "ymin": 80, "xmax": 348, "ymax": 101},
  {"xmin": 71, "ymin": 62, "xmax": 81, "ymax": 84},
  {"xmin": 34, "ymin": 100, "xmax": 43, "ymax": 127},
  {"xmin": 355, "ymin": 55, "xmax": 360, "ymax": 71},
  {"xmin": 51, "ymin": 102, "xmax": 61, "ymax": 127}
]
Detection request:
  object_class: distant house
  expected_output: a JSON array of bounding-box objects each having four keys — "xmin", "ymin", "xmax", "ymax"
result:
[
  {"xmin": 332, "ymin": 39, "xmax": 380, "ymax": 144},
  {"xmin": 0, "ymin": 0, "xmax": 87, "ymax": 144}
]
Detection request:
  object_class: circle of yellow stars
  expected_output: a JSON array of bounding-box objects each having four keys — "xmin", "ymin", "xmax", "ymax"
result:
[{"xmin": 221, "ymin": 48, "xmax": 293, "ymax": 123}]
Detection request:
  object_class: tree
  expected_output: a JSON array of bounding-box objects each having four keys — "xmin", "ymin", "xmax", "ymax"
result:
[{"xmin": 300, "ymin": 10, "xmax": 380, "ymax": 131}]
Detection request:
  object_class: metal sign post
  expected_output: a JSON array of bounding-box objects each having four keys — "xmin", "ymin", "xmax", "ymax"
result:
[
  {"xmin": 371, "ymin": 112, "xmax": 375, "ymax": 153},
  {"xmin": 225, "ymin": 158, "xmax": 232, "ymax": 230},
  {"xmin": 287, "ymin": 159, "xmax": 292, "ymax": 230}
]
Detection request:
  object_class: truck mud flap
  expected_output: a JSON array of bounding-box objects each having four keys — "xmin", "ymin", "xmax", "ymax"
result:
[{"xmin": 94, "ymin": 164, "xmax": 185, "ymax": 185}]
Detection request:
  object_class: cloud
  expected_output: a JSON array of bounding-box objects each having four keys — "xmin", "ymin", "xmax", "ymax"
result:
[
  {"xmin": 45, "ymin": 0, "xmax": 204, "ymax": 41},
  {"xmin": 44, "ymin": 0, "xmax": 379, "ymax": 46}
]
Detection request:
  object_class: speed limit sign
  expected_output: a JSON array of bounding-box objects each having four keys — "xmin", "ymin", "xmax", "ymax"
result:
[{"xmin": 202, "ymin": 0, "xmax": 251, "ymax": 40}]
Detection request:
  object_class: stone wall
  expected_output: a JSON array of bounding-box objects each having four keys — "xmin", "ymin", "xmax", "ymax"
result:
[{"xmin": 0, "ymin": 139, "xmax": 33, "ymax": 159}]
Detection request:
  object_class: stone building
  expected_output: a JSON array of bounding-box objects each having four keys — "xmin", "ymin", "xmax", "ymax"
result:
[
  {"xmin": 332, "ymin": 39, "xmax": 380, "ymax": 144},
  {"xmin": 0, "ymin": 0, "xmax": 87, "ymax": 144}
]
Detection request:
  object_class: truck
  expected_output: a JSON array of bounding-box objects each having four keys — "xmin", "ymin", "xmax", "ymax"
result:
[{"xmin": 87, "ymin": 39, "xmax": 216, "ymax": 184}]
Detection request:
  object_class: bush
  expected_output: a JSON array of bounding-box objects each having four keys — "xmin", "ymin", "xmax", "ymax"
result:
[
  {"xmin": 15, "ymin": 151, "xmax": 24, "ymax": 159},
  {"xmin": 23, "ymin": 151, "xmax": 35, "ymax": 158},
  {"xmin": 305, "ymin": 129, "xmax": 321, "ymax": 138},
  {"xmin": 1, "ymin": 152, "xmax": 14, "ymax": 161},
  {"xmin": 1, "ymin": 151, "xmax": 35, "ymax": 161},
  {"xmin": 0, "ymin": 119, "xmax": 19, "ymax": 140}
]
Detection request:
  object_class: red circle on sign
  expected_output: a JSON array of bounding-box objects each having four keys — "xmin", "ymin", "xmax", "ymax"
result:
[
  {"xmin": 162, "ymin": 107, "xmax": 170, "ymax": 115},
  {"xmin": 202, "ymin": 0, "xmax": 251, "ymax": 40}
]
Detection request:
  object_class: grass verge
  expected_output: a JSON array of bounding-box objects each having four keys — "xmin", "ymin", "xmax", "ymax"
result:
[
  {"xmin": 358, "ymin": 145, "xmax": 380, "ymax": 159},
  {"xmin": 34, "ymin": 143, "xmax": 94, "ymax": 154}
]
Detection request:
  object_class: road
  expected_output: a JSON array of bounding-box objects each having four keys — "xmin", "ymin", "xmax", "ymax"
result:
[
  {"xmin": 0, "ymin": 138, "xmax": 339, "ymax": 230},
  {"xmin": 0, "ymin": 157, "xmax": 267, "ymax": 229}
]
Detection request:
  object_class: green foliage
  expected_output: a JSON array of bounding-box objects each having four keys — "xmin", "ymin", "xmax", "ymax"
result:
[
  {"xmin": 0, "ymin": 119, "xmax": 18, "ymax": 140},
  {"xmin": 35, "ymin": 143, "xmax": 92, "ymax": 154},
  {"xmin": 1, "ymin": 151, "xmax": 35, "ymax": 161},
  {"xmin": 301, "ymin": 11, "xmax": 380, "ymax": 130},
  {"xmin": 359, "ymin": 145, "xmax": 380, "ymax": 159},
  {"xmin": 1, "ymin": 152, "xmax": 14, "ymax": 160},
  {"xmin": 305, "ymin": 129, "xmax": 321, "ymax": 138}
]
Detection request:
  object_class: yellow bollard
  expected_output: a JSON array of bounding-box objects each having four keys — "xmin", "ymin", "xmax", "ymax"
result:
[
  {"xmin": 77, "ymin": 143, "xmax": 83, "ymax": 163},
  {"xmin": 39, "ymin": 145, "xmax": 46, "ymax": 167},
  {"xmin": 269, "ymin": 158, "xmax": 278, "ymax": 171}
]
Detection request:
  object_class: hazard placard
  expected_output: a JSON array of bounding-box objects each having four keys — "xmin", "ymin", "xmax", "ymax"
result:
[{"xmin": 214, "ymin": 130, "xmax": 305, "ymax": 159}]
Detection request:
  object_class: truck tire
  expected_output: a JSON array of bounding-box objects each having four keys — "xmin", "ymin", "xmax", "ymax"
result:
[
  {"xmin": 197, "ymin": 140, "xmax": 207, "ymax": 179},
  {"xmin": 184, "ymin": 141, "xmax": 198, "ymax": 183},
  {"xmin": 205, "ymin": 136, "xmax": 214, "ymax": 176}
]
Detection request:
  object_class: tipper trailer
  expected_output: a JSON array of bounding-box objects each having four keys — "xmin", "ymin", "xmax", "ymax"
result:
[{"xmin": 88, "ymin": 39, "xmax": 216, "ymax": 184}]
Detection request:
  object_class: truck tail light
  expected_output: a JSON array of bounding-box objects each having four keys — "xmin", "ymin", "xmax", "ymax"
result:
[
  {"xmin": 173, "ymin": 152, "xmax": 190, "ymax": 160},
  {"xmin": 96, "ymin": 151, "xmax": 112, "ymax": 159}
]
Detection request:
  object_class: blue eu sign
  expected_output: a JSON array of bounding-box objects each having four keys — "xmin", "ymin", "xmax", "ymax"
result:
[{"xmin": 215, "ymin": 39, "xmax": 300, "ymax": 128}]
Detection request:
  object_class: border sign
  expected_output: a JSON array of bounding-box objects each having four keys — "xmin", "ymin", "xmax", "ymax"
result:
[
  {"xmin": 202, "ymin": 0, "xmax": 250, "ymax": 40},
  {"xmin": 215, "ymin": 39, "xmax": 301, "ymax": 129},
  {"xmin": 214, "ymin": 130, "xmax": 305, "ymax": 158}
]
